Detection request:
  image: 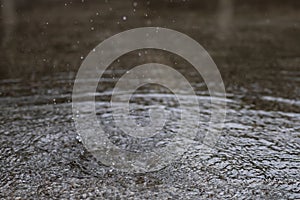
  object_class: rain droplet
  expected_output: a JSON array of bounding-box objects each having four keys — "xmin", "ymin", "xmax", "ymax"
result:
[
  {"xmin": 122, "ymin": 16, "xmax": 127, "ymax": 21},
  {"xmin": 133, "ymin": 2, "xmax": 138, "ymax": 7},
  {"xmin": 76, "ymin": 135, "xmax": 82, "ymax": 142}
]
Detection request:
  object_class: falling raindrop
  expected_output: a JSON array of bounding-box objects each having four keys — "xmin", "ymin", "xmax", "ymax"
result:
[
  {"xmin": 76, "ymin": 135, "xmax": 82, "ymax": 142},
  {"xmin": 122, "ymin": 16, "xmax": 127, "ymax": 21},
  {"xmin": 133, "ymin": 2, "xmax": 137, "ymax": 7}
]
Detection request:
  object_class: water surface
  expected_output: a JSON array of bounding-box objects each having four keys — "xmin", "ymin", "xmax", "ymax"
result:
[{"xmin": 0, "ymin": 0, "xmax": 299, "ymax": 199}]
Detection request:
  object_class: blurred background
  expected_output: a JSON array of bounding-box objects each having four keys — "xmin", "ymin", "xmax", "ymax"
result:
[
  {"xmin": 0, "ymin": 0, "xmax": 299, "ymax": 199},
  {"xmin": 0, "ymin": 0, "xmax": 299, "ymax": 110}
]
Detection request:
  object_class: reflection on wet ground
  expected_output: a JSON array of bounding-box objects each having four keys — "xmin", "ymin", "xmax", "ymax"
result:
[{"xmin": 0, "ymin": 0, "xmax": 299, "ymax": 199}]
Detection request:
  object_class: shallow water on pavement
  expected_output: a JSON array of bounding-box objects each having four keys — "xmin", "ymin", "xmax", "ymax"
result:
[{"xmin": 1, "ymin": 71, "xmax": 299, "ymax": 199}]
